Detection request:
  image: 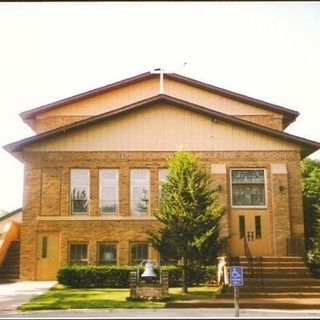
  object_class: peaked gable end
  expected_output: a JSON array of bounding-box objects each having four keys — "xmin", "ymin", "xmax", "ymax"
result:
[
  {"xmin": 20, "ymin": 72, "xmax": 299, "ymax": 133},
  {"xmin": 5, "ymin": 95, "xmax": 319, "ymax": 159}
]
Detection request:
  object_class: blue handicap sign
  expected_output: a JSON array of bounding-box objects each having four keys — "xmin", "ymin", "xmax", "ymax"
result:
[{"xmin": 230, "ymin": 266, "xmax": 243, "ymax": 286}]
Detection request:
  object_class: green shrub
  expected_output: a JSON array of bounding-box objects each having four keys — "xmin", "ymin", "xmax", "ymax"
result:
[{"xmin": 57, "ymin": 264, "xmax": 217, "ymax": 288}]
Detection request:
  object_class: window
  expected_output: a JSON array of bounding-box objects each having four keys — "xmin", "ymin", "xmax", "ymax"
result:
[
  {"xmin": 99, "ymin": 169, "xmax": 119, "ymax": 214},
  {"xmin": 98, "ymin": 243, "xmax": 117, "ymax": 265},
  {"xmin": 239, "ymin": 216, "xmax": 245, "ymax": 239},
  {"xmin": 70, "ymin": 169, "xmax": 90, "ymax": 214},
  {"xmin": 130, "ymin": 243, "xmax": 148, "ymax": 265},
  {"xmin": 130, "ymin": 169, "xmax": 150, "ymax": 215},
  {"xmin": 231, "ymin": 169, "xmax": 266, "ymax": 207},
  {"xmin": 41, "ymin": 236, "xmax": 48, "ymax": 259},
  {"xmin": 69, "ymin": 243, "xmax": 88, "ymax": 265},
  {"xmin": 158, "ymin": 168, "xmax": 169, "ymax": 206},
  {"xmin": 255, "ymin": 216, "xmax": 262, "ymax": 239},
  {"xmin": 160, "ymin": 255, "xmax": 179, "ymax": 266}
]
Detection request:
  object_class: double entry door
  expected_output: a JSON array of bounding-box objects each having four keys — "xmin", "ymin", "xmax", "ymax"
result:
[{"xmin": 230, "ymin": 212, "xmax": 271, "ymax": 256}]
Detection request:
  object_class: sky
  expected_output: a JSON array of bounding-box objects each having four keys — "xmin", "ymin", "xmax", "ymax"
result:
[{"xmin": 0, "ymin": 2, "xmax": 320, "ymax": 211}]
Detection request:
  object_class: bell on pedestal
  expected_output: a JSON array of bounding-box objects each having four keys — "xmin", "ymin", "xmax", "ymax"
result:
[{"xmin": 141, "ymin": 260, "xmax": 157, "ymax": 278}]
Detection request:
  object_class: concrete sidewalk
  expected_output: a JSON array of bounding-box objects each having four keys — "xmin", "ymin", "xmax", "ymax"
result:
[
  {"xmin": 2, "ymin": 308, "xmax": 320, "ymax": 318},
  {"xmin": 0, "ymin": 281, "xmax": 56, "ymax": 312}
]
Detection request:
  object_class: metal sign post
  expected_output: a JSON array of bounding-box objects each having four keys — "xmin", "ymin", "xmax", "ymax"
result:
[{"xmin": 230, "ymin": 266, "xmax": 243, "ymax": 318}]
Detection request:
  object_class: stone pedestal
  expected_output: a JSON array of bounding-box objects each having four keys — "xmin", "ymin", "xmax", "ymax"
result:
[{"xmin": 129, "ymin": 270, "xmax": 169, "ymax": 299}]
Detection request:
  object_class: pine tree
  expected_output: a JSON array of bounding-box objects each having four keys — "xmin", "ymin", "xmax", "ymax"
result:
[{"xmin": 148, "ymin": 150, "xmax": 226, "ymax": 293}]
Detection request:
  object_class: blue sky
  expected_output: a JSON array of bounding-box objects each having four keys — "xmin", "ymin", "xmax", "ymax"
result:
[{"xmin": 0, "ymin": 2, "xmax": 319, "ymax": 211}]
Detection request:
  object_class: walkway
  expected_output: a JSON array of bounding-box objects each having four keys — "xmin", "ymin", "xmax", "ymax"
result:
[
  {"xmin": 0, "ymin": 281, "xmax": 55, "ymax": 312},
  {"xmin": 2, "ymin": 308, "xmax": 320, "ymax": 318}
]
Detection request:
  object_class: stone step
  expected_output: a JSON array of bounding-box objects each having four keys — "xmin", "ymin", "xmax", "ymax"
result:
[
  {"xmin": 242, "ymin": 266, "xmax": 310, "ymax": 273},
  {"xmin": 0, "ymin": 266, "xmax": 20, "ymax": 271},
  {"xmin": 238, "ymin": 278, "xmax": 320, "ymax": 286},
  {"xmin": 235, "ymin": 256, "xmax": 305, "ymax": 262},
  {"xmin": 223, "ymin": 286, "xmax": 320, "ymax": 293},
  {"xmin": 0, "ymin": 279, "xmax": 19, "ymax": 284},
  {"xmin": 242, "ymin": 273, "xmax": 311, "ymax": 279},
  {"xmin": 237, "ymin": 261, "xmax": 307, "ymax": 268}
]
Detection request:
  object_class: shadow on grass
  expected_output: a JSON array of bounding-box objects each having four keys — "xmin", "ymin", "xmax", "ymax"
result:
[{"xmin": 18, "ymin": 286, "xmax": 222, "ymax": 311}]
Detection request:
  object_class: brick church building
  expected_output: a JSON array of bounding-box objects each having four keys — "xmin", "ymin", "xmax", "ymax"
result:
[{"xmin": 4, "ymin": 72, "xmax": 320, "ymax": 280}]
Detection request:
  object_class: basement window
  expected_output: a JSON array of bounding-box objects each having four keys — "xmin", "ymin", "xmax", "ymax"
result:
[
  {"xmin": 98, "ymin": 243, "xmax": 117, "ymax": 265},
  {"xmin": 130, "ymin": 243, "xmax": 148, "ymax": 265},
  {"xmin": 69, "ymin": 243, "xmax": 88, "ymax": 266}
]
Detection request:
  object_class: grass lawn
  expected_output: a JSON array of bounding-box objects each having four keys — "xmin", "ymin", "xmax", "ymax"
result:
[{"xmin": 18, "ymin": 285, "xmax": 221, "ymax": 311}]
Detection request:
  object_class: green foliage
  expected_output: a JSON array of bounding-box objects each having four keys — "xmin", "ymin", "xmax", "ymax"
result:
[
  {"xmin": 57, "ymin": 265, "xmax": 135, "ymax": 288},
  {"xmin": 57, "ymin": 264, "xmax": 217, "ymax": 288},
  {"xmin": 148, "ymin": 150, "xmax": 227, "ymax": 265},
  {"xmin": 301, "ymin": 158, "xmax": 320, "ymax": 250}
]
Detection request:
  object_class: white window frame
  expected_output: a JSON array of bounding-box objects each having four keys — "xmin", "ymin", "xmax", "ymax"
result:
[
  {"xmin": 130, "ymin": 169, "xmax": 150, "ymax": 215},
  {"xmin": 70, "ymin": 169, "xmax": 90, "ymax": 215},
  {"xmin": 230, "ymin": 168, "xmax": 267, "ymax": 208},
  {"xmin": 99, "ymin": 169, "xmax": 119, "ymax": 215},
  {"xmin": 158, "ymin": 168, "xmax": 169, "ymax": 207}
]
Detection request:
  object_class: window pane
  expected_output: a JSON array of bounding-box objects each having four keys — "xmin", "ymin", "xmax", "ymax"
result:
[
  {"xmin": 255, "ymin": 216, "xmax": 262, "ymax": 239},
  {"xmin": 69, "ymin": 244, "xmax": 88, "ymax": 265},
  {"xmin": 132, "ymin": 170, "xmax": 149, "ymax": 180},
  {"xmin": 130, "ymin": 243, "xmax": 148, "ymax": 265},
  {"xmin": 130, "ymin": 169, "xmax": 149, "ymax": 214},
  {"xmin": 99, "ymin": 170, "xmax": 118, "ymax": 214},
  {"xmin": 41, "ymin": 236, "xmax": 48, "ymax": 258},
  {"xmin": 99, "ymin": 243, "xmax": 117, "ymax": 265},
  {"xmin": 101, "ymin": 201, "xmax": 117, "ymax": 213},
  {"xmin": 159, "ymin": 169, "xmax": 169, "ymax": 182},
  {"xmin": 71, "ymin": 169, "xmax": 89, "ymax": 214},
  {"xmin": 159, "ymin": 169, "xmax": 169, "ymax": 205},
  {"xmin": 239, "ymin": 216, "xmax": 245, "ymax": 239},
  {"xmin": 232, "ymin": 184, "xmax": 265, "ymax": 206},
  {"xmin": 232, "ymin": 170, "xmax": 264, "ymax": 183}
]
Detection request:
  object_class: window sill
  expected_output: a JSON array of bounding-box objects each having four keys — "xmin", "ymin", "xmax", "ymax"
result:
[
  {"xmin": 231, "ymin": 206, "xmax": 268, "ymax": 210},
  {"xmin": 37, "ymin": 215, "xmax": 158, "ymax": 221}
]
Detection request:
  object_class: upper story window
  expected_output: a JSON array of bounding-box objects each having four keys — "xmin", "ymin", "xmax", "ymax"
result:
[
  {"xmin": 231, "ymin": 169, "xmax": 266, "ymax": 207},
  {"xmin": 70, "ymin": 169, "xmax": 90, "ymax": 214},
  {"xmin": 99, "ymin": 169, "xmax": 119, "ymax": 214},
  {"xmin": 130, "ymin": 169, "xmax": 150, "ymax": 215},
  {"xmin": 158, "ymin": 168, "xmax": 169, "ymax": 206}
]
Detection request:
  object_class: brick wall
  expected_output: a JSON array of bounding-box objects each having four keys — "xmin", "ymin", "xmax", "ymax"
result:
[{"xmin": 20, "ymin": 150, "xmax": 304, "ymax": 280}]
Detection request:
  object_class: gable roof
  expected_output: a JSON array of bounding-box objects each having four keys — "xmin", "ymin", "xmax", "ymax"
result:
[
  {"xmin": 19, "ymin": 72, "xmax": 299, "ymax": 128},
  {"xmin": 5, "ymin": 94, "xmax": 320, "ymax": 158}
]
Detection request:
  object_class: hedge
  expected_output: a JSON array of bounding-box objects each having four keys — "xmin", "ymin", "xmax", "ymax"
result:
[{"xmin": 57, "ymin": 264, "xmax": 217, "ymax": 288}]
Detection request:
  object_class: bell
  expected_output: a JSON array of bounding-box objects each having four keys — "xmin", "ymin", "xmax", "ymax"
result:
[{"xmin": 141, "ymin": 260, "xmax": 157, "ymax": 278}]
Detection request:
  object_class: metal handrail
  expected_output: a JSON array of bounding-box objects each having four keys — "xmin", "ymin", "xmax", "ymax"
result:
[{"xmin": 243, "ymin": 236, "xmax": 263, "ymax": 290}]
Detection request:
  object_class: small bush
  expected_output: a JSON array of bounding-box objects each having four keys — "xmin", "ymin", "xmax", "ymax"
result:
[{"xmin": 57, "ymin": 264, "xmax": 217, "ymax": 288}]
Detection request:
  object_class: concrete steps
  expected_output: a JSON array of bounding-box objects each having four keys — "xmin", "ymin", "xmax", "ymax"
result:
[
  {"xmin": 0, "ymin": 240, "xmax": 20, "ymax": 282},
  {"xmin": 167, "ymin": 256, "xmax": 320, "ymax": 309}
]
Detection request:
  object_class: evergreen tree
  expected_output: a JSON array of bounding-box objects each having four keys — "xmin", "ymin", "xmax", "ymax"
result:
[
  {"xmin": 301, "ymin": 158, "xmax": 320, "ymax": 249},
  {"xmin": 148, "ymin": 150, "xmax": 226, "ymax": 293}
]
